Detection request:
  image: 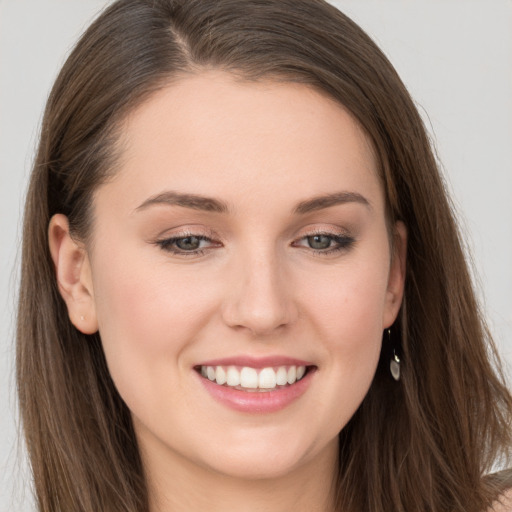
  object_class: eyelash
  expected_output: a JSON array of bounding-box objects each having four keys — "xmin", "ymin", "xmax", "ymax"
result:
[
  {"xmin": 155, "ymin": 233, "xmax": 215, "ymax": 257},
  {"xmin": 155, "ymin": 231, "xmax": 355, "ymax": 257},
  {"xmin": 292, "ymin": 231, "xmax": 355, "ymax": 255}
]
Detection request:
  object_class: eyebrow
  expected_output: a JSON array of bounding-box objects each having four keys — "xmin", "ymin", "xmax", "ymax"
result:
[
  {"xmin": 135, "ymin": 190, "xmax": 371, "ymax": 215},
  {"xmin": 135, "ymin": 191, "xmax": 229, "ymax": 214},
  {"xmin": 293, "ymin": 191, "xmax": 372, "ymax": 214}
]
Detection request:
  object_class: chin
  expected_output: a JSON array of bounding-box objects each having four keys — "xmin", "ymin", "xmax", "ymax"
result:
[
  {"xmin": 195, "ymin": 431, "xmax": 336, "ymax": 481},
  {"xmin": 204, "ymin": 454, "xmax": 306, "ymax": 481}
]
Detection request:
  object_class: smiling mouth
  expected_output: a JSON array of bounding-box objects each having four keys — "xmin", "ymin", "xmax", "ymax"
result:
[{"xmin": 195, "ymin": 365, "xmax": 314, "ymax": 392}]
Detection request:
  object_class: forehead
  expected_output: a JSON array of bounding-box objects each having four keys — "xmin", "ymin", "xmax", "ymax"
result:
[{"xmin": 100, "ymin": 71, "xmax": 383, "ymax": 215}]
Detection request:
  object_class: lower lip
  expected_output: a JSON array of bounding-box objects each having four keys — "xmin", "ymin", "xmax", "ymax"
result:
[{"xmin": 197, "ymin": 369, "xmax": 315, "ymax": 414}]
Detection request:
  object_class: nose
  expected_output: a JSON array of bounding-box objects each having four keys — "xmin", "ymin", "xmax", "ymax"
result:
[{"xmin": 221, "ymin": 249, "xmax": 298, "ymax": 337}]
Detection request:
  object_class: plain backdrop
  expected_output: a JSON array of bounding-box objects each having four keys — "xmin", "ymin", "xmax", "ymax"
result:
[{"xmin": 1, "ymin": 1, "xmax": 511, "ymax": 510}]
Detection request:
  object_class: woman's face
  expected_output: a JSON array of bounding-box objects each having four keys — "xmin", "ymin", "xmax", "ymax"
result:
[{"xmin": 57, "ymin": 71, "xmax": 406, "ymax": 481}]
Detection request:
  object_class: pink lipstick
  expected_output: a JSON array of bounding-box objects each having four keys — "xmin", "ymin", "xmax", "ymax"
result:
[{"xmin": 194, "ymin": 356, "xmax": 316, "ymax": 413}]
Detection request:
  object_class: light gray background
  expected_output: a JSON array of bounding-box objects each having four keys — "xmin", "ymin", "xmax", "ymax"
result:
[{"xmin": 1, "ymin": 1, "xmax": 511, "ymax": 510}]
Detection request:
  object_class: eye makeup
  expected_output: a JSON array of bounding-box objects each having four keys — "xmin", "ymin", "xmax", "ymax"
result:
[{"xmin": 154, "ymin": 228, "xmax": 355, "ymax": 258}]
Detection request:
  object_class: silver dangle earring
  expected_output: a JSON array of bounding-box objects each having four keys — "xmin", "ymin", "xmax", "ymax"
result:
[
  {"xmin": 388, "ymin": 329, "xmax": 401, "ymax": 381},
  {"xmin": 390, "ymin": 348, "xmax": 401, "ymax": 381}
]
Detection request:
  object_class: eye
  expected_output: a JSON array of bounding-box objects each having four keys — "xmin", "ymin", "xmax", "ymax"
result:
[
  {"xmin": 293, "ymin": 232, "xmax": 355, "ymax": 254},
  {"xmin": 156, "ymin": 234, "xmax": 219, "ymax": 255},
  {"xmin": 307, "ymin": 234, "xmax": 334, "ymax": 250},
  {"xmin": 174, "ymin": 236, "xmax": 204, "ymax": 251}
]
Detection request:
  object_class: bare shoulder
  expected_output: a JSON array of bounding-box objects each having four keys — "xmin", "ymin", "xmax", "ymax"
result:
[
  {"xmin": 487, "ymin": 488, "xmax": 512, "ymax": 512},
  {"xmin": 486, "ymin": 469, "xmax": 512, "ymax": 512}
]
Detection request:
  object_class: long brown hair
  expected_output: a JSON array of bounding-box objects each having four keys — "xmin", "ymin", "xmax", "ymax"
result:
[{"xmin": 17, "ymin": 0, "xmax": 512, "ymax": 510}]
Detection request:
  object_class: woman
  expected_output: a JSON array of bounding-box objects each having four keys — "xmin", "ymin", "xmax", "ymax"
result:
[{"xmin": 16, "ymin": 0, "xmax": 512, "ymax": 510}]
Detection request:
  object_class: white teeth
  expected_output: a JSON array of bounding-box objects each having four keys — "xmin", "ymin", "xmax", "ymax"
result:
[
  {"xmin": 258, "ymin": 367, "xmax": 277, "ymax": 389},
  {"xmin": 200, "ymin": 364, "xmax": 308, "ymax": 390},
  {"xmin": 226, "ymin": 367, "xmax": 241, "ymax": 386},
  {"xmin": 276, "ymin": 366, "xmax": 288, "ymax": 386},
  {"xmin": 287, "ymin": 366, "xmax": 297, "ymax": 384},
  {"xmin": 215, "ymin": 366, "xmax": 226, "ymax": 385},
  {"xmin": 240, "ymin": 367, "xmax": 258, "ymax": 388}
]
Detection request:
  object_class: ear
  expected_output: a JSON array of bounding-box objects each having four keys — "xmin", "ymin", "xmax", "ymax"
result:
[
  {"xmin": 48, "ymin": 214, "xmax": 98, "ymax": 334},
  {"xmin": 382, "ymin": 220, "xmax": 407, "ymax": 328}
]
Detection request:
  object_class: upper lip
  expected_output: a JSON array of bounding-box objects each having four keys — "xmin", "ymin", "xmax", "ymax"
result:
[{"xmin": 196, "ymin": 355, "xmax": 314, "ymax": 369}]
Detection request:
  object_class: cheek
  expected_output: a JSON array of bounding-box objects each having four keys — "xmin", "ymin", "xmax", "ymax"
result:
[
  {"xmin": 301, "ymin": 255, "xmax": 389, "ymax": 425},
  {"xmin": 307, "ymin": 253, "xmax": 390, "ymax": 344},
  {"xmin": 92, "ymin": 241, "xmax": 214, "ymax": 346},
  {"xmin": 89, "ymin": 241, "xmax": 219, "ymax": 409}
]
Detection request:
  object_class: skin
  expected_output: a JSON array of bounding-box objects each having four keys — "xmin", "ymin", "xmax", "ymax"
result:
[
  {"xmin": 49, "ymin": 71, "xmax": 407, "ymax": 512},
  {"xmin": 491, "ymin": 492, "xmax": 512, "ymax": 512}
]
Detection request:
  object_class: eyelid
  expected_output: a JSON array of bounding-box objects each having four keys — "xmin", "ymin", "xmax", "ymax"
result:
[
  {"xmin": 154, "ymin": 227, "xmax": 222, "ymax": 256},
  {"xmin": 153, "ymin": 226, "xmax": 355, "ymax": 256},
  {"xmin": 293, "ymin": 226, "xmax": 353, "ymax": 242},
  {"xmin": 292, "ymin": 228, "xmax": 356, "ymax": 254},
  {"xmin": 154, "ymin": 224, "xmax": 218, "ymax": 240}
]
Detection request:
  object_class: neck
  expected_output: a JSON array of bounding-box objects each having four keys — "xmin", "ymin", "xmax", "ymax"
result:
[{"xmin": 144, "ymin": 439, "xmax": 339, "ymax": 512}]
